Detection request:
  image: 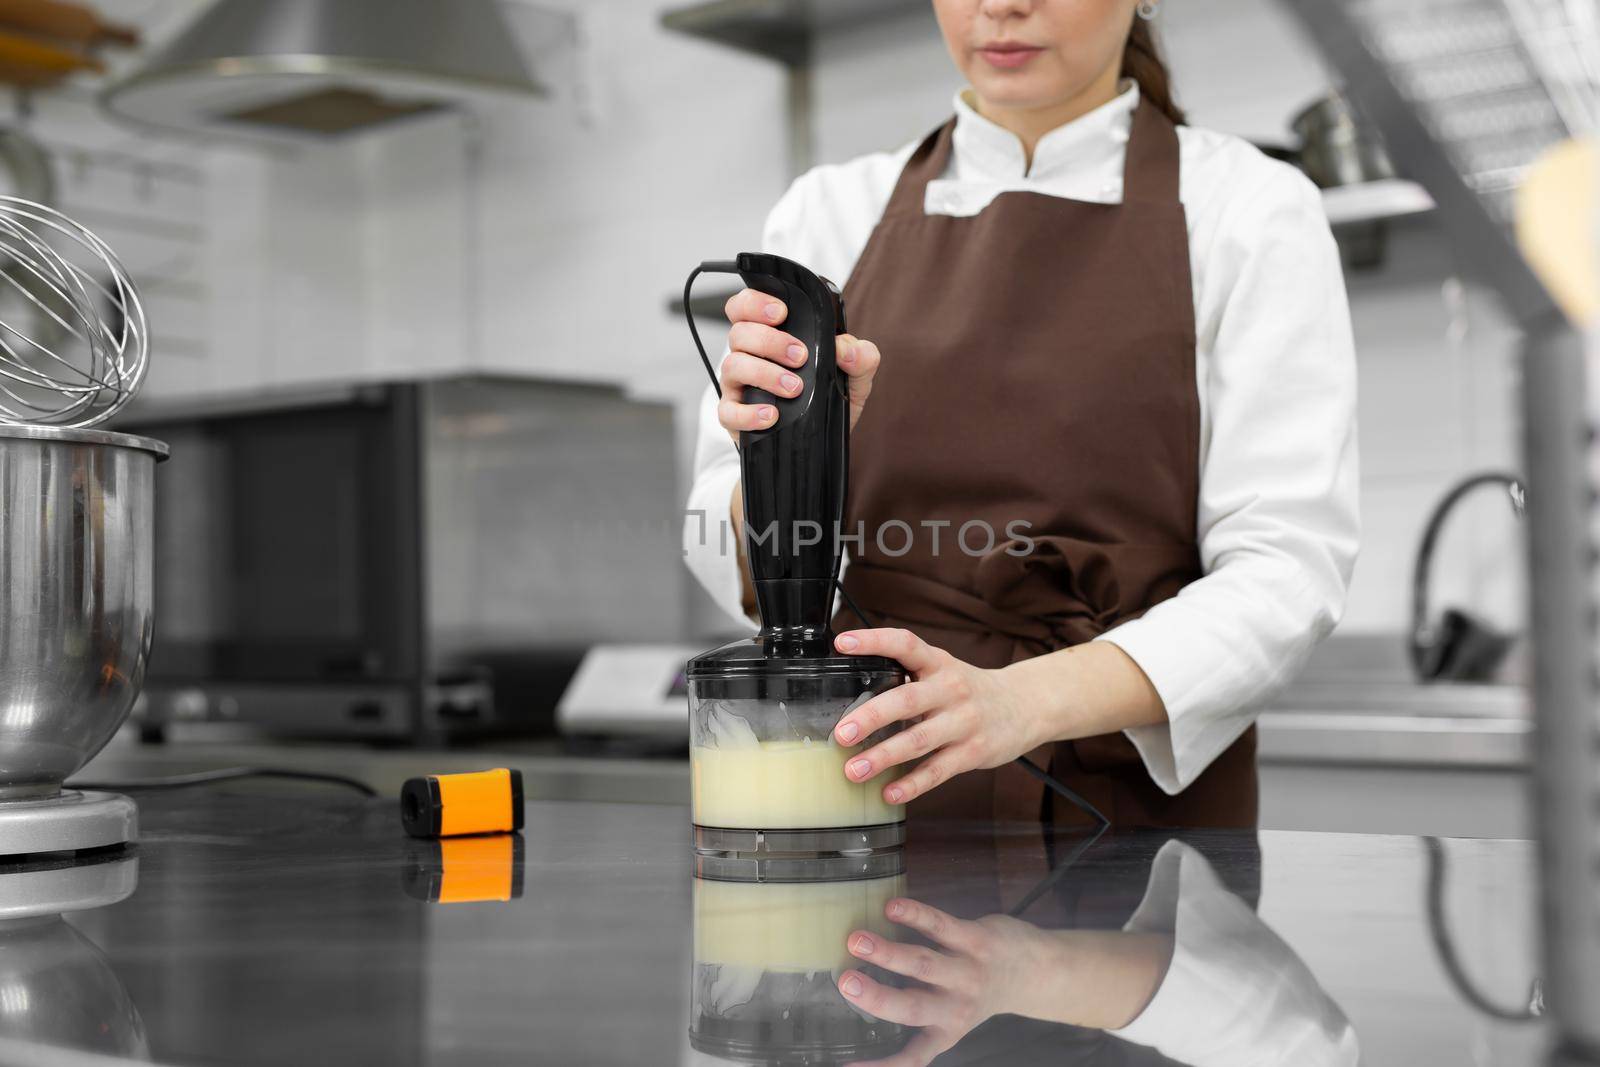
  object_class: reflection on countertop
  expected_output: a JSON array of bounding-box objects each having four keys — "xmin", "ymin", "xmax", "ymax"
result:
[
  {"xmin": 0, "ymin": 850, "xmax": 146, "ymax": 1063},
  {"xmin": 692, "ymin": 835, "xmax": 1366, "ymax": 1067},
  {"xmin": 0, "ymin": 785, "xmax": 1547, "ymax": 1067}
]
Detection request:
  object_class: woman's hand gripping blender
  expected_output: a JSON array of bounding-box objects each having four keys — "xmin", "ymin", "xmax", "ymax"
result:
[
  {"xmin": 718, "ymin": 289, "xmax": 880, "ymax": 613},
  {"xmin": 717, "ymin": 288, "xmax": 880, "ymax": 441}
]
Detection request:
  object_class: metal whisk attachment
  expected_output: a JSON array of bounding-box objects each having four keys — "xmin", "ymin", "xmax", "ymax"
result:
[{"xmin": 0, "ymin": 196, "xmax": 149, "ymax": 428}]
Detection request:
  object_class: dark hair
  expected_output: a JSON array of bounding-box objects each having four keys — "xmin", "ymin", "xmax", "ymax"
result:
[{"xmin": 1123, "ymin": 18, "xmax": 1185, "ymax": 125}]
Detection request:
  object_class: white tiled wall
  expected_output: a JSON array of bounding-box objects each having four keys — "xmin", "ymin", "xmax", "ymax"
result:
[
  {"xmin": 181, "ymin": 0, "xmax": 782, "ymax": 502},
  {"xmin": 113, "ymin": 0, "xmax": 1526, "ymax": 638}
]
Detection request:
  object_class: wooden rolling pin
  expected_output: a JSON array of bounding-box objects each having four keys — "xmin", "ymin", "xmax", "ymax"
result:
[
  {"xmin": 0, "ymin": 0, "xmax": 136, "ymax": 47},
  {"xmin": 0, "ymin": 30, "xmax": 103, "ymax": 88}
]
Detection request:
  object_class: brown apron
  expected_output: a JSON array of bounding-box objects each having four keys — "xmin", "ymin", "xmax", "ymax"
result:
[{"xmin": 836, "ymin": 100, "xmax": 1257, "ymax": 830}]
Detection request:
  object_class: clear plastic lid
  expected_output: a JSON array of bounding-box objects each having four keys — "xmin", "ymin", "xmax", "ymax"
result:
[{"xmin": 685, "ymin": 636, "xmax": 901, "ymax": 676}]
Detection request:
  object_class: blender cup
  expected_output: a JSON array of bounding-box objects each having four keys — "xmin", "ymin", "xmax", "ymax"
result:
[
  {"xmin": 680, "ymin": 252, "xmax": 906, "ymax": 875},
  {"xmin": 687, "ymin": 650, "xmax": 905, "ymax": 866}
]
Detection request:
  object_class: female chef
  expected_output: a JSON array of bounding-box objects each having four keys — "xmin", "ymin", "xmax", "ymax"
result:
[{"xmin": 683, "ymin": 0, "xmax": 1359, "ymax": 829}]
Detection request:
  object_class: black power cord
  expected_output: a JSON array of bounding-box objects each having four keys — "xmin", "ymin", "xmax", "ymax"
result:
[
  {"xmin": 1006, "ymin": 821, "xmax": 1110, "ymax": 918},
  {"xmin": 684, "ymin": 262, "xmax": 738, "ymax": 402},
  {"xmin": 1014, "ymin": 752, "xmax": 1110, "ymax": 829},
  {"xmin": 684, "ymin": 265, "xmax": 1110, "ymax": 832},
  {"xmin": 69, "ymin": 767, "xmax": 378, "ymax": 797}
]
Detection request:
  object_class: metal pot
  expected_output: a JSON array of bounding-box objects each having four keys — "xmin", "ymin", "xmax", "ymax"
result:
[
  {"xmin": 1292, "ymin": 92, "xmax": 1395, "ymax": 188},
  {"xmin": 0, "ymin": 425, "xmax": 168, "ymax": 798}
]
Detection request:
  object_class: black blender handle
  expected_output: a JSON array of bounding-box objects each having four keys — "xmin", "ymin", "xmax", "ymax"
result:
[
  {"xmin": 736, "ymin": 252, "xmax": 845, "ymax": 435},
  {"xmin": 682, "ymin": 252, "xmax": 853, "ymax": 640}
]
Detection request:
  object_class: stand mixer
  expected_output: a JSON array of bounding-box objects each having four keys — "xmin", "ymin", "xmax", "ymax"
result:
[
  {"xmin": 683, "ymin": 254, "xmax": 906, "ymax": 880},
  {"xmin": 0, "ymin": 196, "xmax": 161, "ymax": 861}
]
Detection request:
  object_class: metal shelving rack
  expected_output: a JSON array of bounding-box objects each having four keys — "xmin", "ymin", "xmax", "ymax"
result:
[
  {"xmin": 1277, "ymin": 2, "xmax": 1598, "ymax": 1064},
  {"xmin": 660, "ymin": 0, "xmax": 934, "ymax": 318},
  {"xmin": 660, "ymin": 0, "xmax": 927, "ymax": 65},
  {"xmin": 660, "ymin": 0, "xmax": 929, "ymax": 174}
]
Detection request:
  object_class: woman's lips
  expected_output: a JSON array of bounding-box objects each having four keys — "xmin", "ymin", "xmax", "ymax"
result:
[{"xmin": 977, "ymin": 44, "xmax": 1043, "ymax": 70}]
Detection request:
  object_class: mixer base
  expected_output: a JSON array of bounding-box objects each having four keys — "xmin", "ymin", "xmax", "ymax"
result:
[
  {"xmin": 0, "ymin": 791, "xmax": 137, "ymax": 860},
  {"xmin": 0, "ymin": 846, "xmax": 139, "ymax": 920}
]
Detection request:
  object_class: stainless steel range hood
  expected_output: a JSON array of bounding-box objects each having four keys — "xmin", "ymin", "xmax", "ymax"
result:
[{"xmin": 100, "ymin": 0, "xmax": 548, "ymax": 143}]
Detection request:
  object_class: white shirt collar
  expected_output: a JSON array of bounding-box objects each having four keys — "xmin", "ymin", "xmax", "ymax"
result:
[{"xmin": 950, "ymin": 79, "xmax": 1140, "ymax": 182}]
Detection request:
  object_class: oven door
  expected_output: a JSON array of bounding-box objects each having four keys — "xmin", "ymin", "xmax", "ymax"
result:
[{"xmin": 132, "ymin": 385, "xmax": 423, "ymax": 688}]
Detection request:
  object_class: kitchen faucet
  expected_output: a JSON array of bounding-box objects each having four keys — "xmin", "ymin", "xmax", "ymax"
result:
[{"xmin": 1409, "ymin": 471, "xmax": 1526, "ymax": 684}]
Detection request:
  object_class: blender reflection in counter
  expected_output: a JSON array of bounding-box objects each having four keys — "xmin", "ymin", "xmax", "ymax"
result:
[
  {"xmin": 690, "ymin": 867, "xmax": 911, "ymax": 1065},
  {"xmin": 837, "ymin": 840, "xmax": 1358, "ymax": 1067}
]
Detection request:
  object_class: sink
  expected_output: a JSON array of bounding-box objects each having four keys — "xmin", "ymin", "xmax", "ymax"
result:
[{"xmin": 1259, "ymin": 634, "xmax": 1530, "ymax": 768}]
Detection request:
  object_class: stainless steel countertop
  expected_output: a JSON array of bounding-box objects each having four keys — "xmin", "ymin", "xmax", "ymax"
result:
[{"xmin": 0, "ymin": 784, "xmax": 1546, "ymax": 1066}]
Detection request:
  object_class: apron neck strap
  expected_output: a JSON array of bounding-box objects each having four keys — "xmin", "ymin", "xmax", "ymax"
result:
[
  {"xmin": 882, "ymin": 99, "xmax": 1181, "ymax": 217},
  {"xmin": 1121, "ymin": 99, "xmax": 1181, "ymax": 204},
  {"xmin": 883, "ymin": 118, "xmax": 956, "ymax": 219}
]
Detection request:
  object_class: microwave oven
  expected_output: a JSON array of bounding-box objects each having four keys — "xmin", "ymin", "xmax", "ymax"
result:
[{"xmin": 116, "ymin": 375, "xmax": 685, "ymax": 741}]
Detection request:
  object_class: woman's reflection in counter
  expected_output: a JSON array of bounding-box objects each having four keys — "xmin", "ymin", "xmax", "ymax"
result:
[{"xmin": 837, "ymin": 838, "xmax": 1360, "ymax": 1067}]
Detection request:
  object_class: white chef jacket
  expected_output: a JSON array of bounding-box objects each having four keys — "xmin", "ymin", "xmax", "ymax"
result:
[
  {"xmin": 683, "ymin": 81, "xmax": 1360, "ymax": 794},
  {"xmin": 1108, "ymin": 840, "xmax": 1360, "ymax": 1065}
]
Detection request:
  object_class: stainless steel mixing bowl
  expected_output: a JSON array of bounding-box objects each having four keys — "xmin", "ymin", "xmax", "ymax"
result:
[{"xmin": 0, "ymin": 425, "xmax": 167, "ymax": 798}]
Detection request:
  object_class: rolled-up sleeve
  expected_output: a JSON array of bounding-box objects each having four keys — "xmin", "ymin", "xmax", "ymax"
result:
[{"xmin": 1098, "ymin": 165, "xmax": 1360, "ymax": 793}]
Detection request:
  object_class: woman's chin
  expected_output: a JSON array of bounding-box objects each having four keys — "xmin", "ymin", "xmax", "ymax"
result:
[{"xmin": 966, "ymin": 72, "xmax": 1080, "ymax": 112}]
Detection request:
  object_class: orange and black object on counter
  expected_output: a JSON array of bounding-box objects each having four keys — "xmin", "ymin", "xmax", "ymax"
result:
[
  {"xmin": 399, "ymin": 768, "xmax": 526, "ymax": 905},
  {"xmin": 400, "ymin": 767, "xmax": 524, "ymax": 839}
]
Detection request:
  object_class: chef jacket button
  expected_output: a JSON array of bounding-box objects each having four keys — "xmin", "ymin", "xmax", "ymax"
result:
[{"xmin": 1112, "ymin": 126, "xmax": 1130, "ymax": 144}]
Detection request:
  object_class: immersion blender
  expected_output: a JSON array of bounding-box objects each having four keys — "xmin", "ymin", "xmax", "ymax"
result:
[{"xmin": 683, "ymin": 254, "xmax": 906, "ymax": 879}]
